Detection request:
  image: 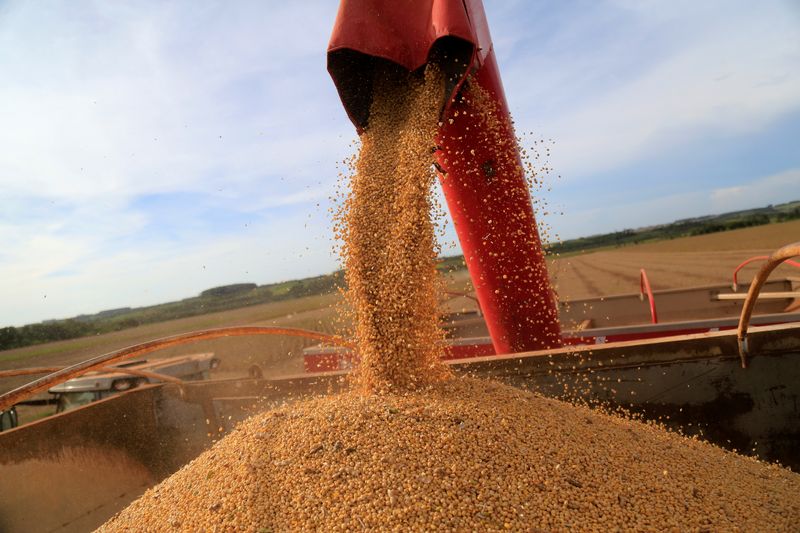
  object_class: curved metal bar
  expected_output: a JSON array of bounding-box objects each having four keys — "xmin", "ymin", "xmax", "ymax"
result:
[
  {"xmin": 1, "ymin": 366, "xmax": 211, "ymax": 385},
  {"xmin": 732, "ymin": 255, "xmax": 800, "ymax": 291},
  {"xmin": 639, "ymin": 269, "xmax": 658, "ymax": 324},
  {"xmin": 0, "ymin": 326, "xmax": 351, "ymax": 412},
  {"xmin": 96, "ymin": 366, "xmax": 186, "ymax": 386},
  {"xmin": 0, "ymin": 366, "xmax": 199, "ymax": 400},
  {"xmin": 737, "ymin": 242, "xmax": 800, "ymax": 368},
  {"xmin": 0, "ymin": 367, "xmax": 63, "ymax": 378}
]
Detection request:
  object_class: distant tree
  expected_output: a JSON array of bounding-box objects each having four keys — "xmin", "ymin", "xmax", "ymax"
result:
[
  {"xmin": 201, "ymin": 283, "xmax": 257, "ymax": 298},
  {"xmin": 0, "ymin": 327, "xmax": 21, "ymax": 350}
]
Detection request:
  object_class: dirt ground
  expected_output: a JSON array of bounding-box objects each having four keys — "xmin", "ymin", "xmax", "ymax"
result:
[{"xmin": 549, "ymin": 219, "xmax": 799, "ymax": 300}]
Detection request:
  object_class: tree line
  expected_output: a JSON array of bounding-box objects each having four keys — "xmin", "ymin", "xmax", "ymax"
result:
[{"xmin": 0, "ymin": 274, "xmax": 343, "ymax": 352}]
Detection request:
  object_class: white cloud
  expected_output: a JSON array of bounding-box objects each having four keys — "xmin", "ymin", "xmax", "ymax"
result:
[
  {"xmin": 0, "ymin": 1, "xmax": 352, "ymax": 325},
  {"xmin": 710, "ymin": 169, "xmax": 800, "ymax": 212},
  {"xmin": 1, "ymin": 207, "xmax": 337, "ymax": 326},
  {"xmin": 0, "ymin": 1, "xmax": 348, "ymax": 202},
  {"xmin": 549, "ymin": 167, "xmax": 800, "ymax": 240},
  {"xmin": 499, "ymin": 0, "xmax": 800, "ymax": 179}
]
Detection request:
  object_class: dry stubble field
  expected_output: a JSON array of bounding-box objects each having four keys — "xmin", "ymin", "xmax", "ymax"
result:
[
  {"xmin": 2, "ymin": 220, "xmax": 797, "ymax": 404},
  {"xmin": 549, "ymin": 219, "xmax": 800, "ymax": 300}
]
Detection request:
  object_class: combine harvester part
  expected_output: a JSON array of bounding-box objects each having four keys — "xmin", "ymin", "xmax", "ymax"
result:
[
  {"xmin": 328, "ymin": 0, "xmax": 560, "ymax": 354},
  {"xmin": 639, "ymin": 268, "xmax": 658, "ymax": 324},
  {"xmin": 737, "ymin": 241, "xmax": 800, "ymax": 367}
]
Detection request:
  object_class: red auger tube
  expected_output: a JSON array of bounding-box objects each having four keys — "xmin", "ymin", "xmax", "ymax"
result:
[{"xmin": 328, "ymin": 0, "xmax": 561, "ymax": 353}]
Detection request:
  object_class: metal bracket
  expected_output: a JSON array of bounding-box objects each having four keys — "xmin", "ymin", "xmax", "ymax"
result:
[{"xmin": 737, "ymin": 336, "xmax": 749, "ymax": 369}]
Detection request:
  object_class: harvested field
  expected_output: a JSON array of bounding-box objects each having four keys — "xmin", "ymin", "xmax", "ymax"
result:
[
  {"xmin": 621, "ymin": 219, "xmax": 800, "ymax": 252},
  {"xmin": 443, "ymin": 220, "xmax": 799, "ymax": 305},
  {"xmin": 548, "ymin": 220, "xmax": 800, "ymax": 300},
  {"xmin": 0, "ymin": 293, "xmax": 341, "ymax": 399}
]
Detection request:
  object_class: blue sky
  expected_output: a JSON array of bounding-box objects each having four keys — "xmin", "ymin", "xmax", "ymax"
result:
[{"xmin": 1, "ymin": 0, "xmax": 799, "ymax": 326}]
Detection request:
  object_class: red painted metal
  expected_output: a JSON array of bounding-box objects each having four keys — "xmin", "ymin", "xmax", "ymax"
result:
[
  {"xmin": 327, "ymin": 0, "xmax": 562, "ymax": 354},
  {"xmin": 563, "ymin": 328, "xmax": 726, "ymax": 346},
  {"xmin": 639, "ymin": 268, "xmax": 658, "ymax": 324},
  {"xmin": 436, "ymin": 50, "xmax": 561, "ymax": 353},
  {"xmin": 328, "ymin": 0, "xmax": 483, "ymax": 132},
  {"xmin": 440, "ymin": 340, "xmax": 496, "ymax": 360},
  {"xmin": 732, "ymin": 255, "xmax": 800, "ymax": 290},
  {"xmin": 304, "ymin": 311, "xmax": 800, "ymax": 372}
]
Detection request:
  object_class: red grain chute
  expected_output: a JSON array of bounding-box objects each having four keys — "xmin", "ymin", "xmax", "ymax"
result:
[{"xmin": 328, "ymin": 0, "xmax": 561, "ymax": 353}]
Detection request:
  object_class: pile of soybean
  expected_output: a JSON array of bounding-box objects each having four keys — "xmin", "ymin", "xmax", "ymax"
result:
[
  {"xmin": 100, "ymin": 67, "xmax": 800, "ymax": 531},
  {"xmin": 101, "ymin": 377, "xmax": 799, "ymax": 531}
]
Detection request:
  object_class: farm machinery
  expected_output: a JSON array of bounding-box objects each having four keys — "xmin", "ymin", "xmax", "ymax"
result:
[{"xmin": 1, "ymin": 1, "xmax": 799, "ymax": 531}]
